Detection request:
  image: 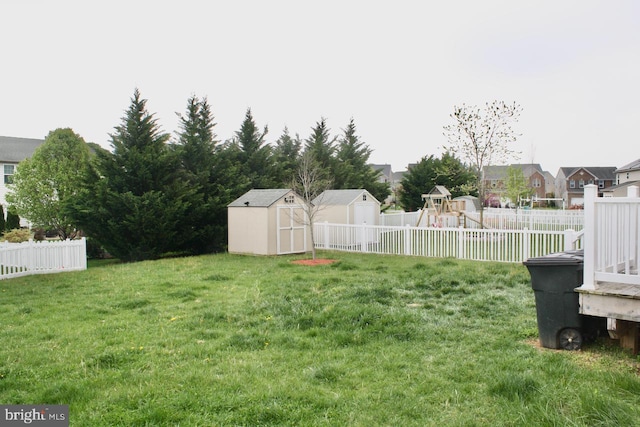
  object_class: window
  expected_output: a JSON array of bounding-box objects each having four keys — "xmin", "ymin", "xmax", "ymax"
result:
[
  {"xmin": 284, "ymin": 195, "xmax": 295, "ymax": 204},
  {"xmin": 362, "ymin": 194, "xmax": 367, "ymax": 201},
  {"xmin": 579, "ymin": 180, "xmax": 585, "ymax": 188},
  {"xmin": 532, "ymin": 178, "xmax": 541, "ymax": 188},
  {"xmin": 598, "ymin": 180, "xmax": 605, "ymax": 189},
  {"xmin": 569, "ymin": 180, "xmax": 576, "ymax": 189},
  {"xmin": 3, "ymin": 164, "xmax": 15, "ymax": 184}
]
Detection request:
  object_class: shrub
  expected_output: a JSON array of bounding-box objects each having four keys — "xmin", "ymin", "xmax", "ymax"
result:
[
  {"xmin": 5, "ymin": 211, "xmax": 20, "ymax": 230},
  {"xmin": 2, "ymin": 228, "xmax": 32, "ymax": 243},
  {"xmin": 33, "ymin": 228, "xmax": 46, "ymax": 241}
]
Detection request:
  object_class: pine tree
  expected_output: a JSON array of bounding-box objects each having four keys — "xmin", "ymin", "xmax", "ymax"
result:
[
  {"xmin": 272, "ymin": 127, "xmax": 302, "ymax": 186},
  {"xmin": 232, "ymin": 108, "xmax": 277, "ymax": 190},
  {"xmin": 304, "ymin": 118, "xmax": 336, "ymax": 185},
  {"xmin": 172, "ymin": 96, "xmax": 231, "ymax": 253},
  {"xmin": 334, "ymin": 118, "xmax": 390, "ymax": 202},
  {"xmin": 68, "ymin": 89, "xmax": 193, "ymax": 261}
]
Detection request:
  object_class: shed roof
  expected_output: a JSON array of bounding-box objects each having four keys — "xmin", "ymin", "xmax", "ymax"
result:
[
  {"xmin": 313, "ymin": 189, "xmax": 379, "ymax": 206},
  {"xmin": 0, "ymin": 136, "xmax": 45, "ymax": 163},
  {"xmin": 228, "ymin": 189, "xmax": 293, "ymax": 207}
]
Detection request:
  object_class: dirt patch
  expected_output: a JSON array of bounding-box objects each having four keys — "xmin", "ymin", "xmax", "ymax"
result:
[{"xmin": 291, "ymin": 259, "xmax": 338, "ymax": 266}]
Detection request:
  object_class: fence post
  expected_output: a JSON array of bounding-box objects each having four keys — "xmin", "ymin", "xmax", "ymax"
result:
[
  {"xmin": 404, "ymin": 224, "xmax": 411, "ymax": 255},
  {"xmin": 522, "ymin": 228, "xmax": 530, "ymax": 262},
  {"xmin": 582, "ymin": 185, "xmax": 597, "ymax": 290},
  {"xmin": 563, "ymin": 229, "xmax": 575, "ymax": 252},
  {"xmin": 458, "ymin": 226, "xmax": 464, "ymax": 259}
]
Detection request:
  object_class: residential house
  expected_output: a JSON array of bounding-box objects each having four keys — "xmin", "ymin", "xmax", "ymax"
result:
[
  {"xmin": 482, "ymin": 164, "xmax": 552, "ymax": 206},
  {"xmin": 602, "ymin": 158, "xmax": 640, "ymax": 197},
  {"xmin": 555, "ymin": 167, "xmax": 617, "ymax": 207},
  {"xmin": 0, "ymin": 136, "xmax": 45, "ymax": 210},
  {"xmin": 371, "ymin": 163, "xmax": 406, "ymax": 205}
]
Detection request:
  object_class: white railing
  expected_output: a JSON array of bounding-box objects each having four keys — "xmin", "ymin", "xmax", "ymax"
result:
[
  {"xmin": 380, "ymin": 208, "xmax": 584, "ymax": 231},
  {"xmin": 582, "ymin": 185, "xmax": 640, "ymax": 289},
  {"xmin": 315, "ymin": 222, "xmax": 579, "ymax": 263},
  {"xmin": 0, "ymin": 238, "xmax": 87, "ymax": 280}
]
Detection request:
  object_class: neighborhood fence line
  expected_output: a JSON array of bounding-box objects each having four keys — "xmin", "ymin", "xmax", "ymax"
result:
[
  {"xmin": 0, "ymin": 238, "xmax": 87, "ymax": 280},
  {"xmin": 380, "ymin": 209, "xmax": 584, "ymax": 231},
  {"xmin": 315, "ymin": 222, "xmax": 580, "ymax": 263}
]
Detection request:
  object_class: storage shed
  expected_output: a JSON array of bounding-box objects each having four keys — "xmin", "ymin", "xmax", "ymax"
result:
[
  {"xmin": 228, "ymin": 189, "xmax": 309, "ymax": 255},
  {"xmin": 312, "ymin": 189, "xmax": 380, "ymax": 225}
]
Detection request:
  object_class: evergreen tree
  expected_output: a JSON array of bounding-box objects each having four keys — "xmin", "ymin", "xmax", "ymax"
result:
[
  {"xmin": 0, "ymin": 205, "xmax": 6, "ymax": 233},
  {"xmin": 304, "ymin": 118, "xmax": 336, "ymax": 183},
  {"xmin": 5, "ymin": 210, "xmax": 20, "ymax": 231},
  {"xmin": 232, "ymin": 108, "xmax": 277, "ymax": 190},
  {"xmin": 172, "ymin": 95, "xmax": 232, "ymax": 253},
  {"xmin": 272, "ymin": 127, "xmax": 302, "ymax": 186},
  {"xmin": 68, "ymin": 89, "xmax": 193, "ymax": 261},
  {"xmin": 334, "ymin": 118, "xmax": 390, "ymax": 203}
]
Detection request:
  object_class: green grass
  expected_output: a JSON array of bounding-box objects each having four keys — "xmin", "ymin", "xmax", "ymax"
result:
[{"xmin": 1, "ymin": 252, "xmax": 638, "ymax": 426}]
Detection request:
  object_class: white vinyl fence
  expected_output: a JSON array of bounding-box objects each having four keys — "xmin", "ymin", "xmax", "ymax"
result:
[
  {"xmin": 381, "ymin": 208, "xmax": 584, "ymax": 231},
  {"xmin": 0, "ymin": 238, "xmax": 87, "ymax": 280},
  {"xmin": 315, "ymin": 222, "xmax": 580, "ymax": 263}
]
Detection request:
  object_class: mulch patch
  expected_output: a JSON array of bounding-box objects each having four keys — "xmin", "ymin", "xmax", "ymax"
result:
[{"xmin": 291, "ymin": 259, "xmax": 338, "ymax": 266}]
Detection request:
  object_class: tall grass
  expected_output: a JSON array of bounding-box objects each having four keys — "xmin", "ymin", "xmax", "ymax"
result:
[{"xmin": 0, "ymin": 252, "xmax": 638, "ymax": 426}]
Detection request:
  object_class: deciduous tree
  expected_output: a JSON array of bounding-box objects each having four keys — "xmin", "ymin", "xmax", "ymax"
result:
[
  {"xmin": 443, "ymin": 101, "xmax": 521, "ymax": 225},
  {"xmin": 7, "ymin": 128, "xmax": 90, "ymax": 239}
]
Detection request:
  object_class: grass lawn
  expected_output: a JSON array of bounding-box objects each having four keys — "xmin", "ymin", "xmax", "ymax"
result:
[{"xmin": 1, "ymin": 251, "xmax": 639, "ymax": 426}]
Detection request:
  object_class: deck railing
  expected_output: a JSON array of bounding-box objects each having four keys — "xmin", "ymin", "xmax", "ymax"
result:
[
  {"xmin": 582, "ymin": 185, "xmax": 640, "ymax": 288},
  {"xmin": 0, "ymin": 238, "xmax": 87, "ymax": 280}
]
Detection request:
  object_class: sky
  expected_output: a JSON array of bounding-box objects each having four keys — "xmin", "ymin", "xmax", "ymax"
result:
[{"xmin": 2, "ymin": 1, "xmax": 639, "ymax": 176}]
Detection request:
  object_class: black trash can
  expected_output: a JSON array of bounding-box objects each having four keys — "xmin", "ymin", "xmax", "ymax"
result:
[{"xmin": 524, "ymin": 250, "xmax": 596, "ymax": 350}]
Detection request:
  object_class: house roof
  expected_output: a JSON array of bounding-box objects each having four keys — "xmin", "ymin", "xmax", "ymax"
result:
[
  {"xmin": 615, "ymin": 159, "xmax": 640, "ymax": 173},
  {"xmin": 228, "ymin": 189, "xmax": 294, "ymax": 207},
  {"xmin": 312, "ymin": 189, "xmax": 379, "ymax": 206},
  {"xmin": 370, "ymin": 164, "xmax": 392, "ymax": 179},
  {"xmin": 483, "ymin": 164, "xmax": 544, "ymax": 180},
  {"xmin": 0, "ymin": 136, "xmax": 45, "ymax": 163},
  {"xmin": 559, "ymin": 167, "xmax": 617, "ymax": 181},
  {"xmin": 601, "ymin": 180, "xmax": 640, "ymax": 193}
]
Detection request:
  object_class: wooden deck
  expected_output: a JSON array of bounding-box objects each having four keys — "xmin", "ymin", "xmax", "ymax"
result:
[
  {"xmin": 576, "ymin": 283, "xmax": 640, "ymax": 353},
  {"xmin": 576, "ymin": 282, "xmax": 640, "ymax": 322}
]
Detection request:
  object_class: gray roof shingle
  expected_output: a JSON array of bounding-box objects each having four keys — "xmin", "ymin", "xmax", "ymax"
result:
[
  {"xmin": 228, "ymin": 189, "xmax": 294, "ymax": 207},
  {"xmin": 0, "ymin": 136, "xmax": 45, "ymax": 162}
]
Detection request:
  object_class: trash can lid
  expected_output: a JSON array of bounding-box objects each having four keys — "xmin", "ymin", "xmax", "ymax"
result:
[{"xmin": 523, "ymin": 250, "xmax": 584, "ymax": 266}]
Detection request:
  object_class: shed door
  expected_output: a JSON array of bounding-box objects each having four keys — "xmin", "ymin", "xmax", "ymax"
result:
[
  {"xmin": 354, "ymin": 202, "xmax": 377, "ymax": 246},
  {"xmin": 277, "ymin": 205, "xmax": 307, "ymax": 255},
  {"xmin": 354, "ymin": 202, "xmax": 376, "ymax": 225}
]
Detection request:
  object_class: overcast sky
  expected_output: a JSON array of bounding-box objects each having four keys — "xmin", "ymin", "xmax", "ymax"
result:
[{"xmin": 2, "ymin": 1, "xmax": 639, "ymax": 175}]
